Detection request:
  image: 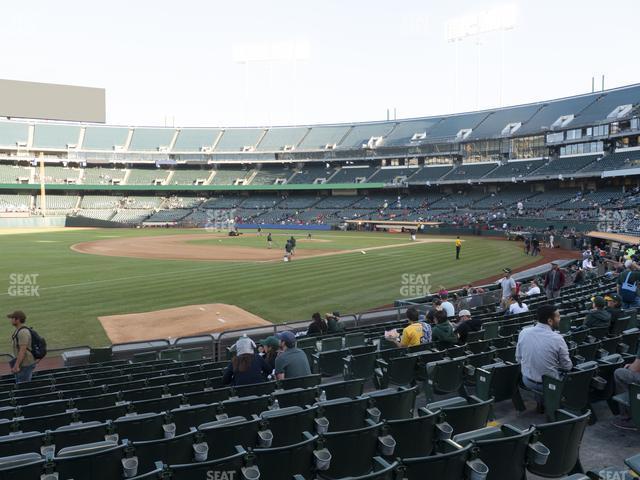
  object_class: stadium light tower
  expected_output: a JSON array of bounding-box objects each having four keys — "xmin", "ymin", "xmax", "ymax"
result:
[
  {"xmin": 233, "ymin": 41, "xmax": 310, "ymax": 125},
  {"xmin": 446, "ymin": 3, "xmax": 517, "ymax": 110}
]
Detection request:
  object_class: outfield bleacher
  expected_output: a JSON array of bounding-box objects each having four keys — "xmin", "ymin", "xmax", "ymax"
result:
[{"xmin": 0, "ymin": 164, "xmax": 31, "ymax": 184}]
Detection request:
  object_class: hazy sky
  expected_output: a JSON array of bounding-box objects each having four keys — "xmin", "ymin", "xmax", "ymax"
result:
[{"xmin": 3, "ymin": 0, "xmax": 638, "ymax": 127}]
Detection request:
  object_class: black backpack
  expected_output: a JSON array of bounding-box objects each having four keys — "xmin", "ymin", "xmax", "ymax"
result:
[{"xmin": 15, "ymin": 327, "xmax": 47, "ymax": 360}]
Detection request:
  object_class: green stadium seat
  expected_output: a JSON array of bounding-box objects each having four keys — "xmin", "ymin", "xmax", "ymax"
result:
[
  {"xmin": 49, "ymin": 422, "xmax": 110, "ymax": 453},
  {"xmin": 475, "ymin": 362, "xmax": 526, "ymax": 412},
  {"xmin": 423, "ymin": 357, "xmax": 466, "ymax": 402},
  {"xmin": 133, "ymin": 352, "xmax": 158, "ymax": 363},
  {"xmin": 320, "ymin": 379, "xmax": 365, "ymax": 400},
  {"xmin": 167, "ymin": 447, "xmax": 248, "ymax": 480},
  {"xmin": 53, "ymin": 441, "xmax": 132, "ymax": 480},
  {"xmin": 121, "ymin": 386, "xmax": 166, "ymax": 403},
  {"xmin": 492, "ymin": 346, "xmax": 516, "ymax": 363},
  {"xmin": 278, "ymin": 374, "xmax": 322, "ymax": 390},
  {"xmin": 73, "ymin": 393, "xmax": 119, "ymax": 411},
  {"xmin": 159, "ymin": 349, "xmax": 182, "ymax": 362},
  {"xmin": 612, "ymin": 382, "xmax": 640, "ymax": 428},
  {"xmin": 344, "ymin": 352, "xmax": 377, "ymax": 381},
  {"xmin": 132, "ymin": 396, "xmax": 183, "ymax": 415},
  {"xmin": 18, "ymin": 398, "xmax": 70, "ymax": 418},
  {"xmin": 313, "ymin": 349, "xmax": 349, "ymax": 377},
  {"xmin": 183, "ymin": 388, "xmax": 231, "ymax": 406},
  {"xmin": 0, "ymin": 431, "xmax": 45, "ymax": 457},
  {"xmin": 385, "ymin": 409, "xmax": 452, "ymax": 457},
  {"xmin": 169, "ymin": 404, "xmax": 218, "ymax": 435},
  {"xmin": 78, "ymin": 404, "xmax": 130, "ymax": 423},
  {"xmin": 221, "ymin": 395, "xmax": 270, "ymax": 418},
  {"xmin": 272, "ymin": 387, "xmax": 318, "ymax": 409},
  {"xmin": 373, "ymin": 355, "xmax": 418, "ymax": 389},
  {"xmin": 316, "ymin": 396, "xmax": 374, "ymax": 432},
  {"xmin": 319, "ymin": 422, "xmax": 392, "ymax": 479},
  {"xmin": 88, "ymin": 347, "xmax": 113, "ymax": 364},
  {"xmin": 320, "ymin": 337, "xmax": 343, "ymax": 351},
  {"xmin": 232, "ymin": 381, "xmax": 277, "ymax": 398},
  {"xmin": 180, "ymin": 348, "xmax": 204, "ymax": 362},
  {"xmin": 453, "ymin": 424, "xmax": 549, "ymax": 480},
  {"xmin": 366, "ymin": 386, "xmax": 417, "ymax": 420},
  {"xmin": 425, "ymin": 395, "xmax": 493, "ymax": 435},
  {"xmin": 252, "ymin": 432, "xmax": 319, "ymax": 479},
  {"xmin": 16, "ymin": 412, "xmax": 75, "ymax": 433},
  {"xmin": 528, "ymin": 409, "xmax": 590, "ymax": 477},
  {"xmin": 132, "ymin": 431, "xmax": 200, "ymax": 474},
  {"xmin": 198, "ymin": 417, "xmax": 260, "ymax": 457},
  {"xmin": 260, "ymin": 406, "xmax": 320, "ymax": 447},
  {"xmin": 0, "ymin": 453, "xmax": 46, "ymax": 480},
  {"xmin": 398, "ymin": 440, "xmax": 487, "ymax": 480},
  {"xmin": 345, "ymin": 332, "xmax": 366, "ymax": 348},
  {"xmin": 113, "ymin": 412, "xmax": 165, "ymax": 442},
  {"xmin": 542, "ymin": 362, "xmax": 598, "ymax": 421}
]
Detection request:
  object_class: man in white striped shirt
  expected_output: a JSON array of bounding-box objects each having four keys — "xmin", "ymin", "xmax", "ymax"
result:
[{"xmin": 516, "ymin": 304, "xmax": 573, "ymax": 411}]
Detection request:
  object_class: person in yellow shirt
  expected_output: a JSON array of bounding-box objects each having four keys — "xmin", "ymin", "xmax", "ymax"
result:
[
  {"xmin": 389, "ymin": 307, "xmax": 425, "ymax": 348},
  {"xmin": 455, "ymin": 237, "xmax": 462, "ymax": 260}
]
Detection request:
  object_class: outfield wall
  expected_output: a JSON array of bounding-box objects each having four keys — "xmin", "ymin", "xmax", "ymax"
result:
[
  {"xmin": 0, "ymin": 216, "xmax": 66, "ymax": 228},
  {"xmin": 236, "ymin": 223, "xmax": 332, "ymax": 231}
]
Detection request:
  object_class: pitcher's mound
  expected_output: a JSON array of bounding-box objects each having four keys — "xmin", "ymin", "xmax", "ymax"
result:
[{"xmin": 99, "ymin": 303, "xmax": 271, "ymax": 344}]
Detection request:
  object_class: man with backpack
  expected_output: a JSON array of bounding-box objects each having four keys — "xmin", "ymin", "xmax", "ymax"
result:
[
  {"xmin": 8, "ymin": 311, "xmax": 39, "ymax": 383},
  {"xmin": 618, "ymin": 260, "xmax": 640, "ymax": 309},
  {"xmin": 388, "ymin": 307, "xmax": 430, "ymax": 347}
]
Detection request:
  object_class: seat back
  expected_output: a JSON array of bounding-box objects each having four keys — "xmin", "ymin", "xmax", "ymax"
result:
[
  {"xmin": 54, "ymin": 441, "xmax": 126, "ymax": 480},
  {"xmin": 273, "ymin": 387, "xmax": 318, "ymax": 409},
  {"xmin": 321, "ymin": 378, "xmax": 365, "ymax": 400},
  {"xmin": 0, "ymin": 453, "xmax": 45, "ymax": 480},
  {"xmin": 132, "ymin": 431, "xmax": 198, "ymax": 474},
  {"xmin": 114, "ymin": 412, "xmax": 165, "ymax": 442},
  {"xmin": 170, "ymin": 404, "xmax": 218, "ymax": 435},
  {"xmin": 400, "ymin": 441, "xmax": 472, "ymax": 480},
  {"xmin": 253, "ymin": 434, "xmax": 318, "ymax": 479},
  {"xmin": 168, "ymin": 448, "xmax": 246, "ymax": 480},
  {"xmin": 424, "ymin": 358, "xmax": 465, "ymax": 401},
  {"xmin": 386, "ymin": 411, "xmax": 438, "ymax": 457},
  {"xmin": 321, "ymin": 422, "xmax": 382, "ymax": 478},
  {"xmin": 316, "ymin": 397, "xmax": 369, "ymax": 432},
  {"xmin": 279, "ymin": 374, "xmax": 322, "ymax": 390},
  {"xmin": 427, "ymin": 396, "xmax": 492, "ymax": 435},
  {"xmin": 221, "ymin": 395, "xmax": 270, "ymax": 418},
  {"xmin": 321, "ymin": 337, "xmax": 343, "ymax": 351},
  {"xmin": 233, "ymin": 381, "xmax": 276, "ymax": 398},
  {"xmin": 528, "ymin": 409, "xmax": 590, "ymax": 477},
  {"xmin": 314, "ymin": 349, "xmax": 349, "ymax": 376},
  {"xmin": 367, "ymin": 387, "xmax": 417, "ymax": 421},
  {"xmin": 475, "ymin": 362, "xmax": 521, "ymax": 403},
  {"xmin": 51, "ymin": 422, "xmax": 109, "ymax": 453},
  {"xmin": 198, "ymin": 417, "xmax": 260, "ymax": 457},
  {"xmin": 0, "ymin": 431, "xmax": 45, "ymax": 457},
  {"xmin": 344, "ymin": 352, "xmax": 377, "ymax": 380},
  {"xmin": 260, "ymin": 406, "xmax": 318, "ymax": 447}
]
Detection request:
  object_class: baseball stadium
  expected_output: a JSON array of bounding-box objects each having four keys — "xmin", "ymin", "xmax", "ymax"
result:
[{"xmin": 0, "ymin": 1, "xmax": 639, "ymax": 479}]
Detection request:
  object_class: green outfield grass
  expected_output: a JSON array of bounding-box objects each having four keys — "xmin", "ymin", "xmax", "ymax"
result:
[{"xmin": 0, "ymin": 228, "xmax": 537, "ymax": 353}]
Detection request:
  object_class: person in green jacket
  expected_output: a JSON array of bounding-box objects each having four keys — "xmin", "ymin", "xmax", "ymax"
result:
[
  {"xmin": 431, "ymin": 309, "xmax": 457, "ymax": 348},
  {"xmin": 583, "ymin": 296, "xmax": 612, "ymax": 330}
]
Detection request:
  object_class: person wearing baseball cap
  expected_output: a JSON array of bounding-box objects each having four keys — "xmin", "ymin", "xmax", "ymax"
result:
[
  {"xmin": 222, "ymin": 336, "xmax": 271, "ymax": 386},
  {"xmin": 454, "ymin": 309, "xmax": 482, "ymax": 344},
  {"xmin": 605, "ymin": 294, "xmax": 624, "ymax": 329},
  {"xmin": 257, "ymin": 336, "xmax": 280, "ymax": 372},
  {"xmin": 498, "ymin": 268, "xmax": 516, "ymax": 309},
  {"xmin": 8, "ymin": 311, "xmax": 36, "ymax": 383},
  {"xmin": 582, "ymin": 296, "xmax": 611, "ymax": 330},
  {"xmin": 274, "ymin": 331, "xmax": 310, "ymax": 380}
]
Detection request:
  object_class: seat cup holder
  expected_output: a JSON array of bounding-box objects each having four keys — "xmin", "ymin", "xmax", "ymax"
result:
[
  {"xmin": 592, "ymin": 376, "xmax": 607, "ymax": 391},
  {"xmin": 314, "ymin": 448, "xmax": 332, "ymax": 471},
  {"xmin": 467, "ymin": 459, "xmax": 489, "ymax": 480},
  {"xmin": 315, "ymin": 417, "xmax": 329, "ymax": 434},
  {"xmin": 258, "ymin": 429, "xmax": 273, "ymax": 448},
  {"xmin": 193, "ymin": 442, "xmax": 209, "ymax": 462},
  {"xmin": 377, "ymin": 435, "xmax": 396, "ymax": 456},
  {"xmin": 122, "ymin": 457, "xmax": 139, "ymax": 478},
  {"xmin": 367, "ymin": 407, "xmax": 381, "ymax": 423},
  {"xmin": 163, "ymin": 423, "xmax": 176, "ymax": 439},
  {"xmin": 436, "ymin": 422, "xmax": 453, "ymax": 440},
  {"xmin": 528, "ymin": 442, "xmax": 550, "ymax": 465},
  {"xmin": 242, "ymin": 465, "xmax": 261, "ymax": 480}
]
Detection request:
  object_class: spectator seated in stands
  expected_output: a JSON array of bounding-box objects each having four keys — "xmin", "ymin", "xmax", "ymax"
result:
[
  {"xmin": 431, "ymin": 309, "xmax": 457, "ymax": 348},
  {"xmin": 581, "ymin": 296, "xmax": 612, "ymax": 330},
  {"xmin": 386, "ymin": 306, "xmax": 428, "ymax": 348},
  {"xmin": 222, "ymin": 336, "xmax": 272, "ymax": 386},
  {"xmin": 525, "ymin": 279, "xmax": 541, "ymax": 296},
  {"xmin": 516, "ymin": 304, "xmax": 572, "ymax": 412},
  {"xmin": 306, "ymin": 312, "xmax": 328, "ymax": 336},
  {"xmin": 440, "ymin": 293, "xmax": 456, "ymax": 318},
  {"xmin": 326, "ymin": 312, "xmax": 345, "ymax": 334},
  {"xmin": 613, "ymin": 350, "xmax": 640, "ymax": 431},
  {"xmin": 605, "ymin": 293, "xmax": 624, "ymax": 326},
  {"xmin": 453, "ymin": 309, "xmax": 481, "ymax": 344},
  {"xmin": 618, "ymin": 260, "xmax": 640, "ymax": 309},
  {"xmin": 507, "ymin": 294, "xmax": 529, "ymax": 315},
  {"xmin": 257, "ymin": 335, "xmax": 280, "ymax": 372},
  {"xmin": 275, "ymin": 331, "xmax": 311, "ymax": 380},
  {"xmin": 572, "ymin": 266, "xmax": 586, "ymax": 285},
  {"xmin": 426, "ymin": 298, "xmax": 442, "ymax": 322}
]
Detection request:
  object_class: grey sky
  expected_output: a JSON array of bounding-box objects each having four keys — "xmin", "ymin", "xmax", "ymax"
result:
[{"xmin": 3, "ymin": 0, "xmax": 638, "ymax": 127}]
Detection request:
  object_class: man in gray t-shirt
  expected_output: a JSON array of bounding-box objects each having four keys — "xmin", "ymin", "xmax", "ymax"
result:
[
  {"xmin": 499, "ymin": 268, "xmax": 516, "ymax": 308},
  {"xmin": 275, "ymin": 331, "xmax": 311, "ymax": 379}
]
